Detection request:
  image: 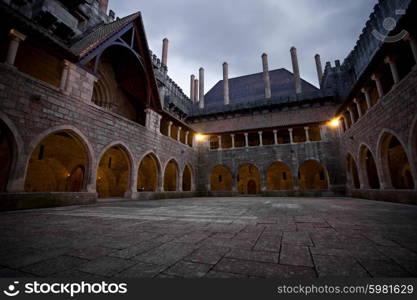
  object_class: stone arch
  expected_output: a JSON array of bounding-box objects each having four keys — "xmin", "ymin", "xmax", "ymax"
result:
[
  {"xmin": 137, "ymin": 152, "xmax": 162, "ymax": 192},
  {"xmin": 163, "ymin": 158, "xmax": 179, "ymax": 191},
  {"xmin": 298, "ymin": 160, "xmax": 329, "ymax": 190},
  {"xmin": 237, "ymin": 164, "xmax": 261, "ymax": 194},
  {"xmin": 24, "ymin": 129, "xmax": 93, "ymax": 192},
  {"xmin": 266, "ymin": 161, "xmax": 293, "ymax": 190},
  {"xmin": 96, "ymin": 142, "xmax": 134, "ymax": 198},
  {"xmin": 0, "ymin": 113, "xmax": 23, "ymax": 192},
  {"xmin": 358, "ymin": 144, "xmax": 380, "ymax": 189},
  {"xmin": 377, "ymin": 130, "xmax": 414, "ymax": 189},
  {"xmin": 210, "ymin": 165, "xmax": 233, "ymax": 191},
  {"xmin": 182, "ymin": 164, "xmax": 193, "ymax": 191},
  {"xmin": 346, "ymin": 153, "xmax": 360, "ymax": 189}
]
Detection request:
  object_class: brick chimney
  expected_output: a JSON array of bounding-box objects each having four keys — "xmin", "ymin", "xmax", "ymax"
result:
[{"xmin": 99, "ymin": 0, "xmax": 109, "ymax": 14}]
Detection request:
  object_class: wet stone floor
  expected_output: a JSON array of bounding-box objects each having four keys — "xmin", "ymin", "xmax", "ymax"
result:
[{"xmin": 0, "ymin": 197, "xmax": 416, "ymax": 278}]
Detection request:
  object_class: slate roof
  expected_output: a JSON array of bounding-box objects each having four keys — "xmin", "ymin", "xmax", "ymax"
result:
[
  {"xmin": 70, "ymin": 12, "xmax": 140, "ymax": 57},
  {"xmin": 204, "ymin": 68, "xmax": 320, "ymax": 107}
]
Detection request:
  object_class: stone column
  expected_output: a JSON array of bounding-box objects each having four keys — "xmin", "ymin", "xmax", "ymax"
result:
[
  {"xmin": 231, "ymin": 134, "xmax": 235, "ymax": 149},
  {"xmin": 343, "ymin": 116, "xmax": 349, "ymax": 130},
  {"xmin": 262, "ymin": 53, "xmax": 271, "ymax": 98},
  {"xmin": 273, "ymin": 130, "xmax": 278, "ymax": 145},
  {"xmin": 384, "ymin": 56, "xmax": 400, "ymax": 84},
  {"xmin": 371, "ymin": 74, "xmax": 384, "ymax": 98},
  {"xmin": 60, "ymin": 60, "xmax": 70, "ymax": 92},
  {"xmin": 185, "ymin": 131, "xmax": 189, "ymax": 145},
  {"xmin": 347, "ymin": 107, "xmax": 354, "ymax": 125},
  {"xmin": 177, "ymin": 126, "xmax": 182, "ymax": 141},
  {"xmin": 304, "ymin": 127, "xmax": 310, "ymax": 142},
  {"xmin": 199, "ymin": 67, "xmax": 204, "ymax": 108},
  {"xmin": 244, "ymin": 133, "xmax": 249, "ymax": 148},
  {"xmin": 190, "ymin": 75, "xmax": 195, "ymax": 101},
  {"xmin": 162, "ymin": 38, "xmax": 169, "ymax": 66},
  {"xmin": 194, "ymin": 79, "xmax": 199, "ymax": 102},
  {"xmin": 167, "ymin": 121, "xmax": 173, "ymax": 137},
  {"xmin": 258, "ymin": 131, "xmax": 263, "ymax": 146},
  {"xmin": 5, "ymin": 29, "xmax": 26, "ymax": 66},
  {"xmin": 223, "ymin": 62, "xmax": 230, "ymax": 105},
  {"xmin": 218, "ymin": 135, "xmax": 222, "ymax": 150},
  {"xmin": 290, "ymin": 47, "xmax": 302, "ymax": 94},
  {"xmin": 314, "ymin": 54, "xmax": 323, "ymax": 85},
  {"xmin": 288, "ymin": 128, "xmax": 294, "ymax": 144},
  {"xmin": 361, "ymin": 88, "xmax": 372, "ymax": 109},
  {"xmin": 353, "ymin": 99, "xmax": 362, "ymax": 118},
  {"xmin": 405, "ymin": 33, "xmax": 417, "ymax": 64}
]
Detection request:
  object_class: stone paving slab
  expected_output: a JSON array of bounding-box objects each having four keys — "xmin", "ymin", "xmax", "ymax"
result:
[{"xmin": 0, "ymin": 197, "xmax": 416, "ymax": 278}]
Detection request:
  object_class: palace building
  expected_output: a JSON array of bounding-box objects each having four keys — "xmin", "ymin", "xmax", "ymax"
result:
[{"xmin": 0, "ymin": 0, "xmax": 416, "ymax": 211}]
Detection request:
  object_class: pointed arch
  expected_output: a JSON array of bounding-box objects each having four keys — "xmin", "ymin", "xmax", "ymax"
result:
[
  {"xmin": 346, "ymin": 153, "xmax": 360, "ymax": 189},
  {"xmin": 298, "ymin": 160, "xmax": 329, "ymax": 190},
  {"xmin": 237, "ymin": 164, "xmax": 261, "ymax": 194},
  {"xmin": 163, "ymin": 158, "xmax": 179, "ymax": 191},
  {"xmin": 266, "ymin": 161, "xmax": 293, "ymax": 190},
  {"xmin": 210, "ymin": 165, "xmax": 232, "ymax": 191},
  {"xmin": 182, "ymin": 164, "xmax": 193, "ymax": 191},
  {"xmin": 137, "ymin": 151, "xmax": 162, "ymax": 192},
  {"xmin": 359, "ymin": 144, "xmax": 380, "ymax": 189}
]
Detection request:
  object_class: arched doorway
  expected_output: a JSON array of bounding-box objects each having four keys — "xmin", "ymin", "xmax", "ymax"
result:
[
  {"xmin": 346, "ymin": 154, "xmax": 360, "ymax": 189},
  {"xmin": 25, "ymin": 131, "xmax": 88, "ymax": 192},
  {"xmin": 266, "ymin": 162, "xmax": 293, "ymax": 190},
  {"xmin": 359, "ymin": 145, "xmax": 380, "ymax": 189},
  {"xmin": 298, "ymin": 160, "xmax": 329, "ymax": 190},
  {"xmin": 237, "ymin": 164, "xmax": 261, "ymax": 194},
  {"xmin": 182, "ymin": 164, "xmax": 192, "ymax": 191},
  {"xmin": 379, "ymin": 133, "xmax": 414, "ymax": 189},
  {"xmin": 210, "ymin": 165, "xmax": 232, "ymax": 191},
  {"xmin": 163, "ymin": 159, "xmax": 178, "ymax": 191},
  {"xmin": 137, "ymin": 153, "xmax": 159, "ymax": 191},
  {"xmin": 0, "ymin": 120, "xmax": 14, "ymax": 192},
  {"xmin": 97, "ymin": 145, "xmax": 131, "ymax": 198}
]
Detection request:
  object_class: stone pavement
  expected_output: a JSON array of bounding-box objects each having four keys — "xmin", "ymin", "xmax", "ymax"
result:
[{"xmin": 0, "ymin": 197, "xmax": 416, "ymax": 278}]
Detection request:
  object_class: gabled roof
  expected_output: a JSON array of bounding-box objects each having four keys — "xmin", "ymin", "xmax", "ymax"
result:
[
  {"xmin": 70, "ymin": 12, "xmax": 140, "ymax": 57},
  {"xmin": 204, "ymin": 68, "xmax": 319, "ymax": 107}
]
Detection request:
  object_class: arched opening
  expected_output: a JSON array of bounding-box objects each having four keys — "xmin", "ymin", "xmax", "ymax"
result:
[
  {"xmin": 0, "ymin": 120, "xmax": 15, "ymax": 192},
  {"xmin": 346, "ymin": 154, "xmax": 360, "ymax": 189},
  {"xmin": 163, "ymin": 160, "xmax": 178, "ymax": 191},
  {"xmin": 210, "ymin": 165, "xmax": 232, "ymax": 191},
  {"xmin": 182, "ymin": 165, "xmax": 192, "ymax": 191},
  {"xmin": 25, "ymin": 131, "xmax": 88, "ymax": 192},
  {"xmin": 91, "ymin": 45, "xmax": 148, "ymax": 125},
  {"xmin": 137, "ymin": 153, "xmax": 159, "ymax": 192},
  {"xmin": 298, "ymin": 160, "xmax": 328, "ymax": 190},
  {"xmin": 266, "ymin": 162, "xmax": 293, "ymax": 190},
  {"xmin": 97, "ymin": 145, "xmax": 130, "ymax": 198},
  {"xmin": 380, "ymin": 133, "xmax": 414, "ymax": 189},
  {"xmin": 237, "ymin": 164, "xmax": 261, "ymax": 194},
  {"xmin": 359, "ymin": 145, "xmax": 380, "ymax": 189}
]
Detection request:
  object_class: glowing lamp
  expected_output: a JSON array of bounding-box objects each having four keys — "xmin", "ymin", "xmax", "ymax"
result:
[
  {"xmin": 329, "ymin": 118, "xmax": 340, "ymax": 127},
  {"xmin": 195, "ymin": 134, "xmax": 205, "ymax": 142}
]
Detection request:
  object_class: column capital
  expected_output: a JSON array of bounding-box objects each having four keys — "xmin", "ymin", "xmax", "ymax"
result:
[
  {"xmin": 258, "ymin": 131, "xmax": 263, "ymax": 135},
  {"xmin": 185, "ymin": 131, "xmax": 190, "ymax": 135},
  {"xmin": 230, "ymin": 133, "xmax": 235, "ymax": 137},
  {"xmin": 304, "ymin": 126, "xmax": 309, "ymax": 130},
  {"xmin": 361, "ymin": 87, "xmax": 369, "ymax": 94},
  {"xmin": 244, "ymin": 132, "xmax": 248, "ymax": 136},
  {"xmin": 178, "ymin": 126, "xmax": 182, "ymax": 130},
  {"xmin": 384, "ymin": 55, "xmax": 396, "ymax": 64},
  {"xmin": 9, "ymin": 29, "xmax": 26, "ymax": 42},
  {"xmin": 168, "ymin": 121, "xmax": 173, "ymax": 126},
  {"xmin": 371, "ymin": 73, "xmax": 381, "ymax": 81},
  {"xmin": 353, "ymin": 98, "xmax": 358, "ymax": 104},
  {"xmin": 288, "ymin": 128, "xmax": 293, "ymax": 132},
  {"xmin": 273, "ymin": 129, "xmax": 277, "ymax": 133}
]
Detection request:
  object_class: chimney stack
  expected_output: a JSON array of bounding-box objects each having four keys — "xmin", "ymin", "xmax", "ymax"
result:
[
  {"xmin": 199, "ymin": 67, "xmax": 204, "ymax": 108},
  {"xmin": 290, "ymin": 47, "xmax": 302, "ymax": 94},
  {"xmin": 223, "ymin": 62, "xmax": 230, "ymax": 105},
  {"xmin": 162, "ymin": 38, "xmax": 169, "ymax": 66},
  {"xmin": 314, "ymin": 54, "xmax": 323, "ymax": 86},
  {"xmin": 190, "ymin": 74, "xmax": 195, "ymax": 101},
  {"xmin": 99, "ymin": 0, "xmax": 109, "ymax": 14},
  {"xmin": 262, "ymin": 53, "xmax": 272, "ymax": 99},
  {"xmin": 194, "ymin": 79, "xmax": 199, "ymax": 102}
]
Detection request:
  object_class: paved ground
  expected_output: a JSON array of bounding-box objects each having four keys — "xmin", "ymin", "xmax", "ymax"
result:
[{"xmin": 0, "ymin": 197, "xmax": 416, "ymax": 278}]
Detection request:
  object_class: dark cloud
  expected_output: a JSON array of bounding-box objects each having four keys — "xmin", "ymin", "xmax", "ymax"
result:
[{"xmin": 109, "ymin": 0, "xmax": 378, "ymax": 96}]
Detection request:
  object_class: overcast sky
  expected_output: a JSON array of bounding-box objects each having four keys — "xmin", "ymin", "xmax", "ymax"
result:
[{"xmin": 109, "ymin": 0, "xmax": 378, "ymax": 96}]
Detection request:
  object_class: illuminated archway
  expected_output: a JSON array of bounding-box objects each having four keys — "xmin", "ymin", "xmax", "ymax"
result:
[
  {"xmin": 237, "ymin": 164, "xmax": 261, "ymax": 194},
  {"xmin": 210, "ymin": 165, "xmax": 232, "ymax": 191},
  {"xmin": 346, "ymin": 154, "xmax": 360, "ymax": 189},
  {"xmin": 25, "ymin": 131, "xmax": 88, "ymax": 192},
  {"xmin": 379, "ymin": 132, "xmax": 414, "ymax": 189},
  {"xmin": 182, "ymin": 164, "xmax": 192, "ymax": 191},
  {"xmin": 97, "ymin": 145, "xmax": 131, "ymax": 198},
  {"xmin": 266, "ymin": 162, "xmax": 293, "ymax": 190},
  {"xmin": 163, "ymin": 159, "xmax": 178, "ymax": 191},
  {"xmin": 359, "ymin": 145, "xmax": 380, "ymax": 189},
  {"xmin": 137, "ymin": 153, "xmax": 160, "ymax": 191},
  {"xmin": 0, "ymin": 120, "xmax": 15, "ymax": 192},
  {"xmin": 298, "ymin": 160, "xmax": 329, "ymax": 190}
]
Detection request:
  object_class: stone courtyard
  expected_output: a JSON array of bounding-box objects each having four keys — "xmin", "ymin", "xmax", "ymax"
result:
[{"xmin": 0, "ymin": 197, "xmax": 416, "ymax": 278}]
